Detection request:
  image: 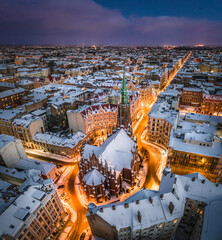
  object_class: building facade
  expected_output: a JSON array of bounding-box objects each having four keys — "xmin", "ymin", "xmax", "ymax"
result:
[
  {"xmin": 78, "ymin": 129, "xmax": 139, "ymax": 202},
  {"xmin": 32, "ymin": 131, "xmax": 86, "ymax": 158},
  {"xmin": 168, "ymin": 113, "xmax": 222, "ymax": 182},
  {"xmin": 12, "ymin": 116, "xmax": 45, "ymax": 148},
  {"xmin": 0, "ymin": 88, "xmax": 26, "ymax": 109},
  {"xmin": 146, "ymin": 95, "xmax": 179, "ymax": 148},
  {"xmin": 0, "ymin": 179, "xmax": 64, "ymax": 240},
  {"xmin": 87, "ymin": 167, "xmax": 222, "ymax": 240},
  {"xmin": 201, "ymin": 94, "xmax": 222, "ymax": 116},
  {"xmin": 68, "ymin": 103, "xmax": 118, "ymax": 137},
  {"xmin": 180, "ymin": 88, "xmax": 203, "ymax": 107}
]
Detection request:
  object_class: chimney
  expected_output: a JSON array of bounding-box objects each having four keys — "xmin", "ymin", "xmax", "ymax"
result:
[
  {"xmin": 137, "ymin": 211, "xmax": 142, "ymax": 223},
  {"xmin": 149, "ymin": 197, "xmax": 153, "ymax": 204},
  {"xmin": 169, "ymin": 202, "xmax": 174, "ymax": 214}
]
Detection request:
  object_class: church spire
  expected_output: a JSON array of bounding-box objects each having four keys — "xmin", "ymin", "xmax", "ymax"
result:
[{"xmin": 121, "ymin": 71, "xmax": 128, "ymax": 104}]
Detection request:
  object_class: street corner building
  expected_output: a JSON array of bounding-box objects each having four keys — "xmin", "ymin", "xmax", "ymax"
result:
[
  {"xmin": 78, "ymin": 129, "xmax": 140, "ymax": 202},
  {"xmin": 86, "ymin": 166, "xmax": 222, "ymax": 240},
  {"xmin": 0, "ymin": 178, "xmax": 64, "ymax": 240}
]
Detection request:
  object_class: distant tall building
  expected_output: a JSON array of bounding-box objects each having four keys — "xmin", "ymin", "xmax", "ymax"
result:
[{"xmin": 117, "ymin": 71, "xmax": 132, "ymax": 133}]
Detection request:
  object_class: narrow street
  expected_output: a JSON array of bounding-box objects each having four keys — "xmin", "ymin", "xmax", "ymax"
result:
[
  {"xmin": 66, "ymin": 166, "xmax": 89, "ymax": 240},
  {"xmin": 133, "ymin": 100, "xmax": 164, "ymax": 191}
]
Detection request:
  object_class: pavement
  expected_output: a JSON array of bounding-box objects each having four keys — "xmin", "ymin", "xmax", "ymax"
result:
[{"xmin": 25, "ymin": 148, "xmax": 79, "ymax": 164}]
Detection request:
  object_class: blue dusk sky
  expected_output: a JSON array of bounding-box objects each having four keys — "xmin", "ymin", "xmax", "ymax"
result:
[{"xmin": 0, "ymin": 0, "xmax": 221, "ymax": 45}]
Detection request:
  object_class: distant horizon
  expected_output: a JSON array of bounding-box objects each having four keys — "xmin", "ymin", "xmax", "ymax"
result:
[
  {"xmin": 0, "ymin": 0, "xmax": 221, "ymax": 46},
  {"xmin": 0, "ymin": 44, "xmax": 222, "ymax": 48}
]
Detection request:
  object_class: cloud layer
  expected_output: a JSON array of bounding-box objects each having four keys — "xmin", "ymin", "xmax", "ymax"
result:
[{"xmin": 0, "ymin": 0, "xmax": 221, "ymax": 45}]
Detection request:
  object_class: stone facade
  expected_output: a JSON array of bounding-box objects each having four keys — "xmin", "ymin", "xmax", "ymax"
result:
[{"xmin": 201, "ymin": 94, "xmax": 222, "ymax": 116}]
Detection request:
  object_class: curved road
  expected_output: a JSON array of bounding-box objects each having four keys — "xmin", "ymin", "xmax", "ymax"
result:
[
  {"xmin": 28, "ymin": 52, "xmax": 190, "ymax": 239},
  {"xmin": 133, "ymin": 100, "xmax": 164, "ymax": 191}
]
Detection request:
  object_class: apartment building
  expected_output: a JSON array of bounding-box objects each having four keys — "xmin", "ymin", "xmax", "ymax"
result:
[
  {"xmin": 0, "ymin": 178, "xmax": 64, "ymax": 240},
  {"xmin": 12, "ymin": 114, "xmax": 45, "ymax": 147},
  {"xmin": 147, "ymin": 95, "xmax": 179, "ymax": 148},
  {"xmin": 87, "ymin": 166, "xmax": 222, "ymax": 240},
  {"xmin": 180, "ymin": 88, "xmax": 203, "ymax": 107},
  {"xmin": 32, "ymin": 131, "xmax": 86, "ymax": 158},
  {"xmin": 0, "ymin": 88, "xmax": 26, "ymax": 109},
  {"xmin": 0, "ymin": 108, "xmax": 25, "ymax": 136},
  {"xmin": 67, "ymin": 103, "xmax": 118, "ymax": 137},
  {"xmin": 168, "ymin": 113, "xmax": 222, "ymax": 182},
  {"xmin": 201, "ymin": 94, "xmax": 222, "ymax": 116}
]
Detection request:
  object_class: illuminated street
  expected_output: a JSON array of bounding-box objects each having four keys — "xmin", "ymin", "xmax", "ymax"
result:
[
  {"xmin": 28, "ymin": 52, "xmax": 189, "ymax": 240},
  {"xmin": 132, "ymin": 53, "xmax": 190, "ymax": 191},
  {"xmin": 133, "ymin": 100, "xmax": 164, "ymax": 191}
]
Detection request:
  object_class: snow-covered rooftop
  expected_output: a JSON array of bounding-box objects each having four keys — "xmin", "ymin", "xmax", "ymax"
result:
[
  {"xmin": 169, "ymin": 114, "xmax": 222, "ymax": 158},
  {"xmin": 82, "ymin": 129, "xmax": 136, "ymax": 173},
  {"xmin": 33, "ymin": 131, "xmax": 86, "ymax": 149},
  {"xmin": 0, "ymin": 134, "xmax": 17, "ymax": 150},
  {"xmin": 83, "ymin": 169, "xmax": 106, "ymax": 186},
  {"xmin": 87, "ymin": 167, "xmax": 222, "ymax": 239}
]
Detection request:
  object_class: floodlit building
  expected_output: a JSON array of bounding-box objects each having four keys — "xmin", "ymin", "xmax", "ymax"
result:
[
  {"xmin": 78, "ymin": 129, "xmax": 139, "ymax": 202},
  {"xmin": 201, "ymin": 94, "xmax": 222, "ymax": 116},
  {"xmin": 67, "ymin": 103, "xmax": 118, "ymax": 136},
  {"xmin": 87, "ymin": 166, "xmax": 222, "ymax": 240},
  {"xmin": 180, "ymin": 88, "xmax": 203, "ymax": 107}
]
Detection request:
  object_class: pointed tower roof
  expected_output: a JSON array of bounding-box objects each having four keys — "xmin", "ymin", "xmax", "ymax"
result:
[{"xmin": 121, "ymin": 71, "xmax": 128, "ymax": 104}]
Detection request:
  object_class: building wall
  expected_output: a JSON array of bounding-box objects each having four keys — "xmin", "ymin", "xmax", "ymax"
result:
[
  {"xmin": 87, "ymin": 213, "xmax": 118, "ymax": 240},
  {"xmin": 32, "ymin": 138, "xmax": 83, "ymax": 158},
  {"xmin": 168, "ymin": 149, "xmax": 222, "ymax": 181},
  {"xmin": 181, "ymin": 90, "xmax": 203, "ymax": 106},
  {"xmin": 0, "ymin": 92, "xmax": 24, "ymax": 109},
  {"xmin": 0, "ymin": 139, "xmax": 27, "ymax": 168},
  {"xmin": 16, "ymin": 190, "xmax": 64, "ymax": 240},
  {"xmin": 67, "ymin": 111, "xmax": 85, "ymax": 133},
  {"xmin": 29, "ymin": 119, "xmax": 45, "ymax": 139},
  {"xmin": 12, "ymin": 119, "xmax": 44, "ymax": 147},
  {"xmin": 24, "ymin": 98, "xmax": 48, "ymax": 113},
  {"xmin": 147, "ymin": 117, "xmax": 174, "ymax": 148},
  {"xmin": 201, "ymin": 96, "xmax": 222, "ymax": 116}
]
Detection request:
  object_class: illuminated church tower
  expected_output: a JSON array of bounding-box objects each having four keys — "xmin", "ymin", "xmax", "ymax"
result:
[{"xmin": 117, "ymin": 71, "xmax": 132, "ymax": 134}]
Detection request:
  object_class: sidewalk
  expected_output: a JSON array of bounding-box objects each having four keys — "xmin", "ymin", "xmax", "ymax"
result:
[
  {"xmin": 75, "ymin": 176, "xmax": 89, "ymax": 208},
  {"xmin": 25, "ymin": 148, "xmax": 79, "ymax": 163},
  {"xmin": 58, "ymin": 202, "xmax": 77, "ymax": 240}
]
